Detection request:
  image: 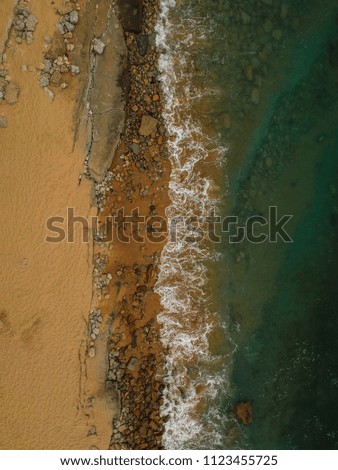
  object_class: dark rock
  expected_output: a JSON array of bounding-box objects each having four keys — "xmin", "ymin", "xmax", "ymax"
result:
[
  {"xmin": 116, "ymin": 0, "xmax": 143, "ymax": 33},
  {"xmin": 136, "ymin": 34, "xmax": 148, "ymax": 56}
]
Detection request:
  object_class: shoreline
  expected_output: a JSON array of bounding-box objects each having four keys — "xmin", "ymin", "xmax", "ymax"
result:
[{"xmin": 82, "ymin": 0, "xmax": 170, "ymax": 450}]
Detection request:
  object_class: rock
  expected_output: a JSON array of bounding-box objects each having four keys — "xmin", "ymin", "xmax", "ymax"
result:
[
  {"xmin": 280, "ymin": 3, "xmax": 288, "ymax": 19},
  {"xmin": 131, "ymin": 143, "xmax": 140, "ymax": 155},
  {"xmin": 272, "ymin": 29, "xmax": 282, "ymax": 41},
  {"xmin": 139, "ymin": 115, "xmax": 158, "ymax": 136},
  {"xmin": 136, "ymin": 34, "xmax": 148, "ymax": 56},
  {"xmin": 116, "ymin": 0, "xmax": 143, "ymax": 33},
  {"xmin": 88, "ymin": 425, "xmax": 96, "ymax": 436},
  {"xmin": 15, "ymin": 36, "xmax": 22, "ymax": 44},
  {"xmin": 241, "ymin": 11, "xmax": 251, "ymax": 25},
  {"xmin": 40, "ymin": 74, "xmax": 50, "ymax": 87},
  {"xmin": 26, "ymin": 31, "xmax": 34, "ymax": 45},
  {"xmin": 91, "ymin": 37, "xmax": 106, "ymax": 55},
  {"xmin": 25, "ymin": 14, "xmax": 38, "ymax": 31},
  {"xmin": 127, "ymin": 356, "xmax": 139, "ymax": 371},
  {"xmin": 70, "ymin": 65, "xmax": 80, "ymax": 75},
  {"xmin": 44, "ymin": 87, "xmax": 55, "ymax": 102},
  {"xmin": 235, "ymin": 401, "xmax": 253, "ymax": 425},
  {"xmin": 251, "ymin": 88, "xmax": 260, "ymax": 105},
  {"xmin": 4, "ymin": 83, "xmax": 20, "ymax": 104},
  {"xmin": 63, "ymin": 20, "xmax": 75, "ymax": 32},
  {"xmin": 68, "ymin": 10, "xmax": 79, "ymax": 25},
  {"xmin": 265, "ymin": 157, "xmax": 273, "ymax": 168},
  {"xmin": 0, "ymin": 116, "xmax": 8, "ymax": 128},
  {"xmin": 88, "ymin": 347, "xmax": 95, "ymax": 358},
  {"xmin": 263, "ymin": 19, "xmax": 273, "ymax": 33},
  {"xmin": 44, "ymin": 35, "xmax": 52, "ymax": 43},
  {"xmin": 43, "ymin": 59, "xmax": 52, "ymax": 73},
  {"xmin": 50, "ymin": 70, "xmax": 62, "ymax": 85}
]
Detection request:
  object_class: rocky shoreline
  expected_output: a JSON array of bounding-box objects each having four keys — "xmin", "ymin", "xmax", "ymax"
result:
[{"xmin": 83, "ymin": 0, "xmax": 170, "ymax": 450}]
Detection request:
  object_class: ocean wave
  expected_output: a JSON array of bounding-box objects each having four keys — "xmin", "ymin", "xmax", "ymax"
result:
[{"xmin": 155, "ymin": 0, "xmax": 230, "ymax": 449}]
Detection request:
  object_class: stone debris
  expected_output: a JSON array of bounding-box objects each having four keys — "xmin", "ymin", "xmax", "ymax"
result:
[
  {"xmin": 12, "ymin": 5, "xmax": 38, "ymax": 45},
  {"xmin": 39, "ymin": 6, "xmax": 82, "ymax": 96}
]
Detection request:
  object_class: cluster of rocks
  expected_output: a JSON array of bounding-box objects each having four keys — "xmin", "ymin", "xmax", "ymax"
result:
[
  {"xmin": 109, "ymin": 347, "xmax": 164, "ymax": 450},
  {"xmin": 88, "ymin": 0, "xmax": 169, "ymax": 450},
  {"xmin": 0, "ymin": 65, "xmax": 20, "ymax": 105},
  {"xmin": 87, "ymin": 308, "xmax": 103, "ymax": 358},
  {"xmin": 93, "ymin": 253, "xmax": 112, "ymax": 301},
  {"xmin": 39, "ymin": 2, "xmax": 81, "ymax": 99},
  {"xmin": 12, "ymin": 4, "xmax": 38, "ymax": 45}
]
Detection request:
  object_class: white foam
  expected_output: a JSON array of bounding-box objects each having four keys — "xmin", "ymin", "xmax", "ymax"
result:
[{"xmin": 155, "ymin": 0, "xmax": 230, "ymax": 449}]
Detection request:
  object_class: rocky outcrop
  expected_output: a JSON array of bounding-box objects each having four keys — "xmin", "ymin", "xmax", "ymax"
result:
[{"xmin": 84, "ymin": 1, "xmax": 127, "ymax": 182}]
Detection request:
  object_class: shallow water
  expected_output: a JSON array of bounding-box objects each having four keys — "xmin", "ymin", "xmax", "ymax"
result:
[{"xmin": 157, "ymin": 0, "xmax": 338, "ymax": 449}]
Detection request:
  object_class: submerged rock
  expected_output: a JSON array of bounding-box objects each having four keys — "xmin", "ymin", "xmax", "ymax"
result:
[{"xmin": 235, "ymin": 401, "xmax": 253, "ymax": 425}]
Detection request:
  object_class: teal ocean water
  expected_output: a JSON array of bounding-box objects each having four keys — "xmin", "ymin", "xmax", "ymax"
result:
[{"xmin": 156, "ymin": 0, "xmax": 338, "ymax": 449}]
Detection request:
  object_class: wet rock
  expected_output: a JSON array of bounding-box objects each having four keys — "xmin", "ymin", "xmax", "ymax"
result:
[
  {"xmin": 0, "ymin": 116, "xmax": 8, "ymax": 128},
  {"xmin": 235, "ymin": 401, "xmax": 253, "ymax": 425},
  {"xmin": 4, "ymin": 83, "xmax": 20, "ymax": 104},
  {"xmin": 116, "ymin": 0, "xmax": 143, "ymax": 33},
  {"xmin": 91, "ymin": 37, "xmax": 106, "ymax": 55},
  {"xmin": 139, "ymin": 115, "xmax": 158, "ymax": 136},
  {"xmin": 136, "ymin": 34, "xmax": 148, "ymax": 56}
]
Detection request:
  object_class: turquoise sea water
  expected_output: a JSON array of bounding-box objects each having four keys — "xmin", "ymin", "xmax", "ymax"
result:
[{"xmin": 157, "ymin": 0, "xmax": 338, "ymax": 449}]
